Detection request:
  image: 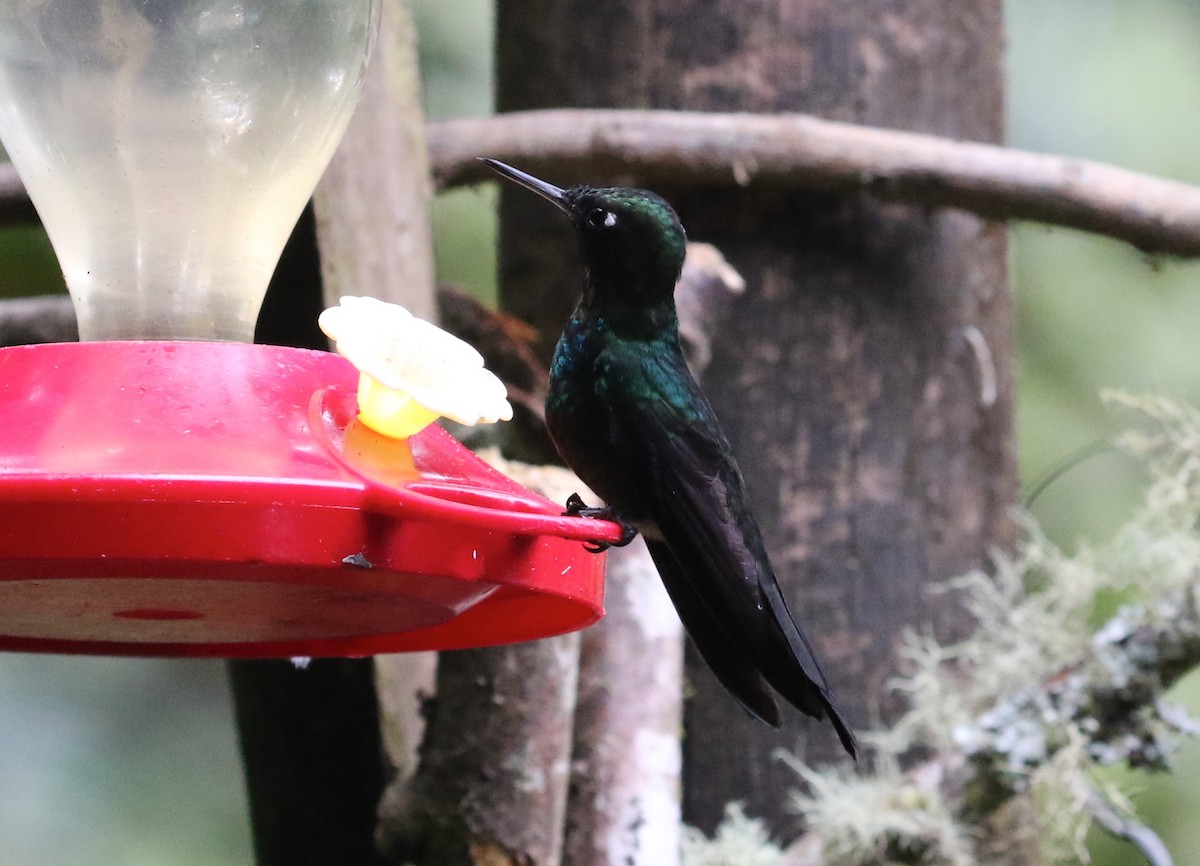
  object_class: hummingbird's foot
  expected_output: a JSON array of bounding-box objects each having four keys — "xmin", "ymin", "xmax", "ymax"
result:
[{"xmin": 564, "ymin": 492, "xmax": 639, "ymax": 553}]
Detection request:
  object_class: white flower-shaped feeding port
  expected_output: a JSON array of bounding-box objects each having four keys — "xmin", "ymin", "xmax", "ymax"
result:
[{"xmin": 319, "ymin": 296, "xmax": 513, "ymax": 439}]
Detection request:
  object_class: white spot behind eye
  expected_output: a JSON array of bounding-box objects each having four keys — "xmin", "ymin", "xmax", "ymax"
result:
[{"xmin": 604, "ymin": 211, "xmax": 617, "ymax": 227}]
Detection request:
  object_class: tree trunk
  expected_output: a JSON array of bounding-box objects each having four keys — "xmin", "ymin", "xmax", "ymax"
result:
[
  {"xmin": 312, "ymin": 0, "xmax": 441, "ymax": 797},
  {"xmin": 229, "ymin": 658, "xmax": 387, "ymax": 866},
  {"xmin": 379, "ymin": 638, "xmax": 582, "ymax": 866},
  {"xmin": 311, "ymin": 0, "xmax": 436, "ymax": 320},
  {"xmin": 563, "ymin": 540, "xmax": 684, "ymax": 866},
  {"xmin": 234, "ymin": 1, "xmax": 438, "ymax": 863},
  {"xmin": 495, "ymin": 0, "xmax": 1015, "ymax": 838}
]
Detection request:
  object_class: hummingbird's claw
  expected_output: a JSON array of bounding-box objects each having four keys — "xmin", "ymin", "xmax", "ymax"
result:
[
  {"xmin": 564, "ymin": 493, "xmax": 639, "ymax": 553},
  {"xmin": 563, "ymin": 492, "xmax": 594, "ymax": 516}
]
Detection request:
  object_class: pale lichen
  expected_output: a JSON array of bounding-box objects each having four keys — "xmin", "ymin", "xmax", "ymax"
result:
[
  {"xmin": 782, "ymin": 753, "xmax": 972, "ymax": 866},
  {"xmin": 681, "ymin": 803, "xmax": 786, "ymax": 866}
]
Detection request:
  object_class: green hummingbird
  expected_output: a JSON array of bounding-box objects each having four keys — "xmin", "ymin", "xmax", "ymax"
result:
[{"xmin": 485, "ymin": 158, "xmax": 857, "ymax": 758}]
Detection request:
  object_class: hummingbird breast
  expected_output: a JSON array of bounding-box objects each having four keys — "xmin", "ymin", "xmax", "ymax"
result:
[{"xmin": 545, "ymin": 313, "xmax": 646, "ymax": 522}]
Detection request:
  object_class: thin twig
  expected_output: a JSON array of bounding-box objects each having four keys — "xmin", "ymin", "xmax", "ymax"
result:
[
  {"xmin": 427, "ymin": 109, "xmax": 1200, "ymax": 258},
  {"xmin": 1087, "ymin": 787, "xmax": 1175, "ymax": 866}
]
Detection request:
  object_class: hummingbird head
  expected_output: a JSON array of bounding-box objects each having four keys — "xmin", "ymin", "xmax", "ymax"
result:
[{"xmin": 483, "ymin": 159, "xmax": 687, "ymax": 312}]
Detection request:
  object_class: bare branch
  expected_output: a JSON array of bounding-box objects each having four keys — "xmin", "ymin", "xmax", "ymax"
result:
[
  {"xmin": 5, "ymin": 111, "xmax": 1200, "ymax": 256},
  {"xmin": 565, "ymin": 539, "xmax": 684, "ymax": 866},
  {"xmin": 427, "ymin": 109, "xmax": 1200, "ymax": 258}
]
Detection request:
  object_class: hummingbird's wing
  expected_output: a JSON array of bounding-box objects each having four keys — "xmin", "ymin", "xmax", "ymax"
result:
[{"xmin": 596, "ymin": 343, "xmax": 858, "ymax": 757}]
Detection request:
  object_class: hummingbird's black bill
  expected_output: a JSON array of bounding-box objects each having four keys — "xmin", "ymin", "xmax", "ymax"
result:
[{"xmin": 480, "ymin": 158, "xmax": 570, "ymax": 215}]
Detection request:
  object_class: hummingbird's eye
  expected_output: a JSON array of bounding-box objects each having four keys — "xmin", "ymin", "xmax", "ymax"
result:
[{"xmin": 587, "ymin": 208, "xmax": 617, "ymax": 229}]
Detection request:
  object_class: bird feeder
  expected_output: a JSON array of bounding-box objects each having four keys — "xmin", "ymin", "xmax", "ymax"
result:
[{"xmin": 0, "ymin": 0, "xmax": 619, "ymax": 656}]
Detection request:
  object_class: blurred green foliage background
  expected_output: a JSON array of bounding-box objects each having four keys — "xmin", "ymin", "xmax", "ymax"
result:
[{"xmin": 2, "ymin": 0, "xmax": 1199, "ymax": 862}]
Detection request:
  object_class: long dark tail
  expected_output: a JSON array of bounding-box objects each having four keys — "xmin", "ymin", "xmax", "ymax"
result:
[
  {"xmin": 644, "ymin": 539, "xmax": 781, "ymax": 726},
  {"xmin": 757, "ymin": 567, "xmax": 860, "ymax": 758},
  {"xmin": 645, "ymin": 538, "xmax": 859, "ymax": 759}
]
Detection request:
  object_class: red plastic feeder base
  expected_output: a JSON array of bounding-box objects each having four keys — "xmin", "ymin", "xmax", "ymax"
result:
[{"xmin": 0, "ymin": 341, "xmax": 621, "ymax": 657}]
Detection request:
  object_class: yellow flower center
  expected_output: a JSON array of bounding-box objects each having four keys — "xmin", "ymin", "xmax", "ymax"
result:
[{"xmin": 355, "ymin": 373, "xmax": 442, "ymax": 439}]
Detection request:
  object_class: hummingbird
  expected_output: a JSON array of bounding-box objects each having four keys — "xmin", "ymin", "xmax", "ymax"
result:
[{"xmin": 484, "ymin": 159, "xmax": 857, "ymax": 758}]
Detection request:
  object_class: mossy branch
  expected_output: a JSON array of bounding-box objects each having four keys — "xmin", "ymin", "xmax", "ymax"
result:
[{"xmin": 686, "ymin": 393, "xmax": 1200, "ymax": 866}]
